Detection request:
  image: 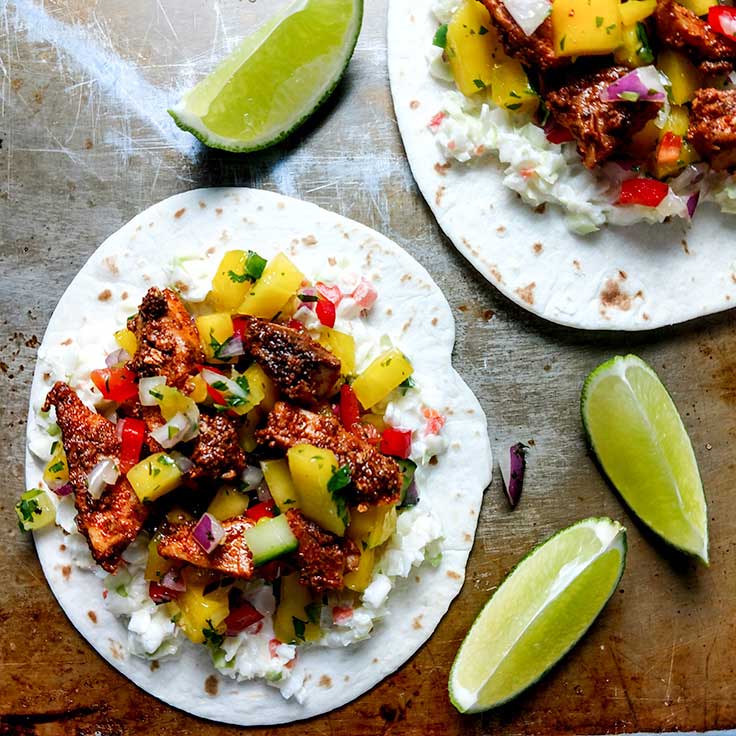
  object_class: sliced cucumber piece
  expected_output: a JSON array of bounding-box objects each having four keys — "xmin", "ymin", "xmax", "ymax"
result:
[{"xmin": 244, "ymin": 514, "xmax": 298, "ymax": 566}]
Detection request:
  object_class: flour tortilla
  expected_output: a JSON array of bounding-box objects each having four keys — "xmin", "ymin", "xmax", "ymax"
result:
[
  {"xmin": 25, "ymin": 188, "xmax": 492, "ymax": 726},
  {"xmin": 388, "ymin": 0, "xmax": 736, "ymax": 331}
]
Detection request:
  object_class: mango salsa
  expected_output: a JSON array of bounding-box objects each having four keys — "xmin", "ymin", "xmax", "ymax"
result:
[
  {"xmin": 231, "ymin": 364, "xmax": 267, "ymax": 415},
  {"xmin": 154, "ymin": 385, "xmax": 196, "ymax": 421},
  {"xmin": 618, "ymin": 0, "xmax": 656, "ymax": 26},
  {"xmin": 678, "ymin": 0, "xmax": 715, "ymax": 15},
  {"xmin": 351, "ymin": 348, "xmax": 413, "ymax": 410},
  {"xmin": 114, "ymin": 328, "xmax": 138, "ymax": 356},
  {"xmin": 287, "ymin": 444, "xmax": 348, "ymax": 536},
  {"xmin": 237, "ymin": 253, "xmax": 304, "ymax": 319},
  {"xmin": 614, "ymin": 23, "xmax": 654, "ymax": 67},
  {"xmin": 552, "ymin": 0, "xmax": 623, "ymax": 56},
  {"xmin": 261, "ymin": 459, "xmax": 300, "ymax": 513},
  {"xmin": 127, "ymin": 452, "xmax": 183, "ymax": 502},
  {"xmin": 43, "ymin": 441, "xmax": 68, "ymax": 489},
  {"xmin": 177, "ymin": 568, "xmax": 230, "ymax": 644},
  {"xmin": 446, "ymin": 0, "xmax": 538, "ymax": 113},
  {"xmin": 144, "ymin": 534, "xmax": 178, "ymax": 581},
  {"xmin": 344, "ymin": 547, "xmax": 376, "ymax": 592},
  {"xmin": 658, "ymin": 50, "xmax": 701, "ymax": 105},
  {"xmin": 317, "ymin": 328, "xmax": 356, "ymax": 376},
  {"xmin": 347, "ymin": 504, "xmax": 398, "ymax": 549},
  {"xmin": 245, "ymin": 363, "xmax": 278, "ymax": 412},
  {"xmin": 273, "ymin": 573, "xmax": 321, "ymax": 643},
  {"xmin": 207, "ymin": 485, "xmax": 250, "ymax": 521},
  {"xmin": 195, "ymin": 312, "xmax": 234, "ymax": 361},
  {"xmin": 15, "ymin": 489, "xmax": 56, "ymax": 532}
]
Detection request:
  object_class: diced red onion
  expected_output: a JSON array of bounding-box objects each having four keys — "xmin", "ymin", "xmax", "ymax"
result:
[
  {"xmin": 686, "ymin": 192, "xmax": 700, "ymax": 219},
  {"xmin": 105, "ymin": 348, "xmax": 131, "ymax": 368},
  {"xmin": 257, "ymin": 482, "xmax": 273, "ymax": 503},
  {"xmin": 297, "ymin": 286, "xmax": 319, "ymax": 311},
  {"xmin": 53, "ymin": 482, "xmax": 74, "ymax": 498},
  {"xmin": 139, "ymin": 376, "xmax": 166, "ymax": 406},
  {"xmin": 86, "ymin": 457, "xmax": 119, "ymax": 500},
  {"xmin": 499, "ymin": 443, "xmax": 527, "ymax": 508},
  {"xmin": 240, "ymin": 464, "xmax": 264, "ymax": 493},
  {"xmin": 150, "ymin": 410, "xmax": 199, "ymax": 449},
  {"xmin": 161, "ymin": 569, "xmax": 187, "ymax": 592},
  {"xmin": 217, "ymin": 336, "xmax": 245, "ymax": 359},
  {"xmin": 501, "ymin": 0, "xmax": 551, "ymax": 36},
  {"xmin": 192, "ymin": 512, "xmax": 227, "ymax": 554},
  {"xmin": 729, "ymin": 71, "xmax": 736, "ymax": 87},
  {"xmin": 402, "ymin": 479, "xmax": 419, "ymax": 507},
  {"xmin": 601, "ymin": 66, "xmax": 666, "ymax": 104},
  {"xmin": 170, "ymin": 451, "xmax": 194, "ymax": 473}
]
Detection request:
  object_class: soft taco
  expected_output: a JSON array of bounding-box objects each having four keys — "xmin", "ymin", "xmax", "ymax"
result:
[
  {"xmin": 22, "ymin": 188, "xmax": 491, "ymax": 725},
  {"xmin": 388, "ymin": 0, "xmax": 736, "ymax": 330}
]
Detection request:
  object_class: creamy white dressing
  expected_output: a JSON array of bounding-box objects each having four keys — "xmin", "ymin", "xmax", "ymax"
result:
[
  {"xmin": 428, "ymin": 1, "xmax": 736, "ymax": 234},
  {"xmin": 32, "ymin": 254, "xmax": 448, "ymax": 702}
]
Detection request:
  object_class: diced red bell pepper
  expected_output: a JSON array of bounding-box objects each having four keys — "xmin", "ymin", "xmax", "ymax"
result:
[
  {"xmin": 117, "ymin": 417, "xmax": 146, "ymax": 473},
  {"xmin": 316, "ymin": 282, "xmax": 343, "ymax": 305},
  {"xmin": 656, "ymin": 132, "xmax": 682, "ymax": 168},
  {"xmin": 232, "ymin": 316, "xmax": 248, "ymax": 342},
  {"xmin": 149, "ymin": 581, "xmax": 180, "ymax": 604},
  {"xmin": 709, "ymin": 6, "xmax": 736, "ymax": 39},
  {"xmin": 286, "ymin": 318, "xmax": 306, "ymax": 332},
  {"xmin": 339, "ymin": 384, "xmax": 361, "ymax": 429},
  {"xmin": 198, "ymin": 364, "xmax": 227, "ymax": 404},
  {"xmin": 224, "ymin": 601, "xmax": 264, "ymax": 636},
  {"xmin": 422, "ymin": 408, "xmax": 446, "ymax": 435},
  {"xmin": 246, "ymin": 500, "xmax": 275, "ymax": 522},
  {"xmin": 545, "ymin": 123, "xmax": 575, "ymax": 144},
  {"xmin": 380, "ymin": 427, "xmax": 412, "ymax": 459},
  {"xmin": 315, "ymin": 297, "xmax": 336, "ymax": 328},
  {"xmin": 91, "ymin": 367, "xmax": 139, "ymax": 402},
  {"xmin": 618, "ymin": 178, "xmax": 670, "ymax": 208},
  {"xmin": 332, "ymin": 606, "xmax": 353, "ymax": 625}
]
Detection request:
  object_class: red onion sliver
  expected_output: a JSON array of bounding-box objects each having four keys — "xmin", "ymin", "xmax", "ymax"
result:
[
  {"xmin": 297, "ymin": 286, "xmax": 319, "ymax": 311},
  {"xmin": 601, "ymin": 66, "xmax": 666, "ymax": 103},
  {"xmin": 500, "ymin": 443, "xmax": 527, "ymax": 508},
  {"xmin": 192, "ymin": 512, "xmax": 226, "ymax": 554},
  {"xmin": 161, "ymin": 569, "xmax": 187, "ymax": 592},
  {"xmin": 217, "ymin": 336, "xmax": 245, "ymax": 359},
  {"xmin": 105, "ymin": 348, "xmax": 131, "ymax": 368},
  {"xmin": 53, "ymin": 482, "xmax": 74, "ymax": 497},
  {"xmin": 686, "ymin": 191, "xmax": 700, "ymax": 219},
  {"xmin": 170, "ymin": 451, "xmax": 194, "ymax": 474}
]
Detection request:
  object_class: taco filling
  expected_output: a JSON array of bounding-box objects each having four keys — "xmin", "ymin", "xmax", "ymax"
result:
[
  {"xmin": 428, "ymin": 0, "xmax": 736, "ymax": 233},
  {"xmin": 21, "ymin": 249, "xmax": 449, "ymax": 702}
]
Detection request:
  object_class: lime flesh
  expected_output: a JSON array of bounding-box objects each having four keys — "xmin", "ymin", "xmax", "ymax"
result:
[
  {"xmin": 582, "ymin": 354, "xmax": 708, "ymax": 562},
  {"xmin": 449, "ymin": 518, "xmax": 626, "ymax": 713},
  {"xmin": 169, "ymin": 0, "xmax": 363, "ymax": 152}
]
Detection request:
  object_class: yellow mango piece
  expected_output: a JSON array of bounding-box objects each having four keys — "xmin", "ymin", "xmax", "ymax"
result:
[
  {"xmin": 207, "ymin": 485, "xmax": 250, "ymax": 521},
  {"xmin": 487, "ymin": 60, "xmax": 539, "ymax": 115},
  {"xmin": 347, "ymin": 504, "xmax": 398, "ymax": 549},
  {"xmin": 114, "ymin": 328, "xmax": 138, "ymax": 356},
  {"xmin": 446, "ymin": 0, "xmax": 497, "ymax": 97},
  {"xmin": 619, "ymin": 0, "xmax": 656, "ymax": 26},
  {"xmin": 658, "ymin": 50, "xmax": 701, "ymax": 105},
  {"xmin": 287, "ymin": 444, "xmax": 347, "ymax": 536},
  {"xmin": 144, "ymin": 535, "xmax": 178, "ymax": 582},
  {"xmin": 154, "ymin": 386, "xmax": 195, "ymax": 421},
  {"xmin": 344, "ymin": 547, "xmax": 376, "ymax": 593},
  {"xmin": 166, "ymin": 506, "xmax": 196, "ymax": 524},
  {"xmin": 177, "ymin": 568, "xmax": 230, "ymax": 644},
  {"xmin": 614, "ymin": 23, "xmax": 654, "ymax": 67},
  {"xmin": 351, "ymin": 348, "xmax": 413, "ymax": 410},
  {"xmin": 661, "ymin": 105, "xmax": 690, "ymax": 137},
  {"xmin": 273, "ymin": 573, "xmax": 321, "ymax": 643},
  {"xmin": 317, "ymin": 328, "xmax": 356, "ymax": 376},
  {"xmin": 209, "ymin": 250, "xmax": 250, "ymax": 312},
  {"xmin": 625, "ymin": 118, "xmax": 660, "ymax": 159},
  {"xmin": 195, "ymin": 312, "xmax": 234, "ymax": 361},
  {"xmin": 677, "ymin": 0, "xmax": 715, "ymax": 15},
  {"xmin": 261, "ymin": 459, "xmax": 300, "ymax": 513},
  {"xmin": 43, "ymin": 441, "xmax": 69, "ymax": 489},
  {"xmin": 237, "ymin": 253, "xmax": 304, "ymax": 319},
  {"xmin": 184, "ymin": 374, "xmax": 208, "ymax": 404},
  {"xmin": 552, "ymin": 0, "xmax": 623, "ymax": 56},
  {"xmin": 238, "ymin": 408, "xmax": 262, "ymax": 453},
  {"xmin": 245, "ymin": 363, "xmax": 278, "ymax": 412},
  {"xmin": 360, "ymin": 413, "xmax": 387, "ymax": 432},
  {"xmin": 127, "ymin": 452, "xmax": 183, "ymax": 503},
  {"xmin": 15, "ymin": 489, "xmax": 56, "ymax": 532},
  {"xmin": 226, "ymin": 364, "xmax": 267, "ymax": 416}
]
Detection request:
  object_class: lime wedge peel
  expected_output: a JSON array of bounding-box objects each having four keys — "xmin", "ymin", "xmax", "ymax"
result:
[
  {"xmin": 169, "ymin": 0, "xmax": 364, "ymax": 153},
  {"xmin": 582, "ymin": 354, "xmax": 708, "ymax": 564},
  {"xmin": 449, "ymin": 518, "xmax": 626, "ymax": 713}
]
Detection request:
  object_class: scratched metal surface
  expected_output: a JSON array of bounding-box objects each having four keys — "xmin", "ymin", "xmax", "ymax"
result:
[{"xmin": 2, "ymin": 1, "xmax": 736, "ymax": 734}]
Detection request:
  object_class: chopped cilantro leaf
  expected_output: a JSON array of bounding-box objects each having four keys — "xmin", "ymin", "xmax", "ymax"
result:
[
  {"xmin": 472, "ymin": 79, "xmax": 486, "ymax": 89},
  {"xmin": 596, "ymin": 16, "xmax": 603, "ymax": 27},
  {"xmin": 432, "ymin": 24, "xmax": 448, "ymax": 48},
  {"xmin": 479, "ymin": 24, "xmax": 488, "ymax": 35},
  {"xmin": 292, "ymin": 617, "xmax": 306, "ymax": 642},
  {"xmin": 203, "ymin": 619, "xmax": 225, "ymax": 649},
  {"xmin": 48, "ymin": 460, "xmax": 65, "ymax": 474},
  {"xmin": 305, "ymin": 602, "xmax": 321, "ymax": 625}
]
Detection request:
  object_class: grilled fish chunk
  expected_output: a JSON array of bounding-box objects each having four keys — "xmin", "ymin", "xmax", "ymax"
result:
[
  {"xmin": 482, "ymin": 0, "xmax": 568, "ymax": 73},
  {"xmin": 187, "ymin": 410, "xmax": 246, "ymax": 482},
  {"xmin": 286, "ymin": 509, "xmax": 360, "ymax": 592},
  {"xmin": 688, "ymin": 88, "xmax": 736, "ymax": 171},
  {"xmin": 238, "ymin": 316, "xmax": 340, "ymax": 405},
  {"xmin": 43, "ymin": 382, "xmax": 148, "ymax": 572},
  {"xmin": 127, "ymin": 287, "xmax": 203, "ymax": 389},
  {"xmin": 257, "ymin": 401, "xmax": 402, "ymax": 506},
  {"xmin": 544, "ymin": 66, "xmax": 660, "ymax": 169},
  {"xmin": 655, "ymin": 0, "xmax": 736, "ymax": 68},
  {"xmin": 157, "ymin": 516, "xmax": 255, "ymax": 578}
]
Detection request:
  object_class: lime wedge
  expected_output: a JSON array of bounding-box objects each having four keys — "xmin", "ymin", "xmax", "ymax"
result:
[
  {"xmin": 169, "ymin": 0, "xmax": 363, "ymax": 152},
  {"xmin": 582, "ymin": 354, "xmax": 708, "ymax": 563},
  {"xmin": 449, "ymin": 518, "xmax": 626, "ymax": 713}
]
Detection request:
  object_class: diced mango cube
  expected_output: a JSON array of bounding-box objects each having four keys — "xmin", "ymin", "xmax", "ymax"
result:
[
  {"xmin": 658, "ymin": 50, "xmax": 701, "ymax": 105},
  {"xmin": 184, "ymin": 373, "xmax": 208, "ymax": 404},
  {"xmin": 238, "ymin": 408, "xmax": 262, "ymax": 453},
  {"xmin": 347, "ymin": 504, "xmax": 398, "ymax": 549},
  {"xmin": 344, "ymin": 547, "xmax": 376, "ymax": 592},
  {"xmin": 15, "ymin": 489, "xmax": 56, "ymax": 532},
  {"xmin": 552, "ymin": 0, "xmax": 623, "ymax": 56},
  {"xmin": 317, "ymin": 328, "xmax": 356, "ymax": 376},
  {"xmin": 209, "ymin": 250, "xmax": 250, "ymax": 312},
  {"xmin": 351, "ymin": 348, "xmax": 413, "ymax": 409},
  {"xmin": 245, "ymin": 363, "xmax": 278, "ymax": 412},
  {"xmin": 207, "ymin": 485, "xmax": 250, "ymax": 521},
  {"xmin": 618, "ymin": 0, "xmax": 656, "ymax": 26},
  {"xmin": 195, "ymin": 312, "xmax": 234, "ymax": 361},
  {"xmin": 177, "ymin": 567, "xmax": 230, "ymax": 644},
  {"xmin": 273, "ymin": 573, "xmax": 321, "ymax": 643},
  {"xmin": 261, "ymin": 459, "xmax": 300, "ymax": 513},
  {"xmin": 678, "ymin": 0, "xmax": 715, "ymax": 15},
  {"xmin": 127, "ymin": 452, "xmax": 183, "ymax": 502},
  {"xmin": 144, "ymin": 534, "xmax": 178, "ymax": 582},
  {"xmin": 114, "ymin": 328, "xmax": 138, "ymax": 356},
  {"xmin": 237, "ymin": 253, "xmax": 304, "ymax": 319},
  {"xmin": 43, "ymin": 441, "xmax": 69, "ymax": 489}
]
